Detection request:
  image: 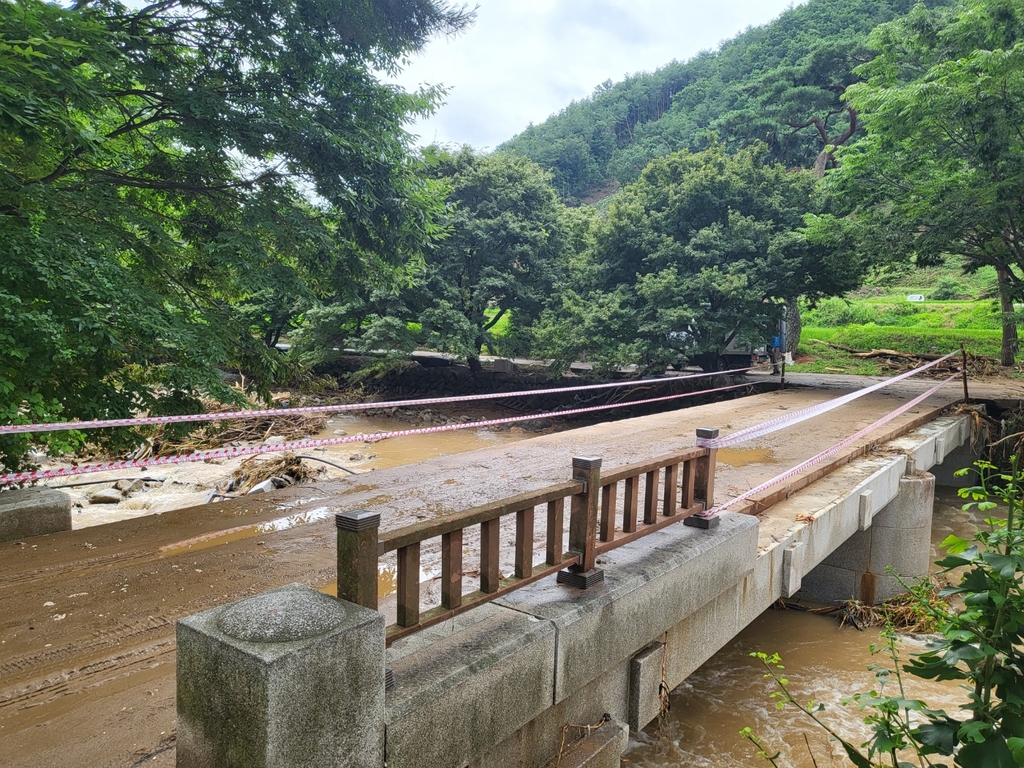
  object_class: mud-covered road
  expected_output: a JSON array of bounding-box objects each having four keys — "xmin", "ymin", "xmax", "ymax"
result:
[{"xmin": 0, "ymin": 373, "xmax": 1017, "ymax": 767}]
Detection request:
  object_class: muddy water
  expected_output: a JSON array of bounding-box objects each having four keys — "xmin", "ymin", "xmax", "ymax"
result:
[
  {"xmin": 60, "ymin": 412, "xmax": 532, "ymax": 528},
  {"xmin": 623, "ymin": 487, "xmax": 980, "ymax": 767},
  {"xmin": 312, "ymin": 412, "xmax": 531, "ymax": 470}
]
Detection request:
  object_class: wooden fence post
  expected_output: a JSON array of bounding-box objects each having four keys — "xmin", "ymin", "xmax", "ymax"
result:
[
  {"xmin": 336, "ymin": 509, "xmax": 381, "ymax": 609},
  {"xmin": 686, "ymin": 428, "xmax": 721, "ymax": 530},
  {"xmin": 557, "ymin": 456, "xmax": 605, "ymax": 588}
]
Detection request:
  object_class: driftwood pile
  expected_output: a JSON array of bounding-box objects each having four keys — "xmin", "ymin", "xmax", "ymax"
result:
[
  {"xmin": 774, "ymin": 576, "xmax": 950, "ymax": 633},
  {"xmin": 809, "ymin": 339, "xmax": 996, "ymax": 376}
]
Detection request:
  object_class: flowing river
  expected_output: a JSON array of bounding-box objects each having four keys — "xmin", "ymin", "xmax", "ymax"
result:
[{"xmin": 623, "ymin": 487, "xmax": 984, "ymax": 767}]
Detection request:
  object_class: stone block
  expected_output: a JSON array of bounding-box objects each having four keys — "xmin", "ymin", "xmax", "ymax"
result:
[
  {"xmin": 0, "ymin": 487, "xmax": 72, "ymax": 542},
  {"xmin": 540, "ymin": 717, "xmax": 628, "ymax": 768},
  {"xmin": 628, "ymin": 642, "xmax": 665, "ymax": 731},
  {"xmin": 782, "ymin": 541, "xmax": 803, "ymax": 598},
  {"xmin": 176, "ymin": 583, "xmax": 385, "ymax": 768},
  {"xmin": 819, "ymin": 528, "xmax": 871, "ymax": 572},
  {"xmin": 932, "ymin": 443, "xmax": 979, "ymax": 488},
  {"xmin": 872, "ymin": 473, "xmax": 935, "ymax": 530},
  {"xmin": 385, "ymin": 603, "xmax": 556, "ymax": 768},
  {"xmin": 471, "ymin": 661, "xmax": 630, "ymax": 768},
  {"xmin": 663, "ymin": 580, "xmax": 742, "ymax": 691},
  {"xmin": 858, "ymin": 490, "xmax": 874, "ymax": 531},
  {"xmin": 496, "ymin": 512, "xmax": 758, "ymax": 703}
]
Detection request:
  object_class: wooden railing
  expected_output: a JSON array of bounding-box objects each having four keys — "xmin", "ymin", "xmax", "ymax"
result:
[{"xmin": 336, "ymin": 433, "xmax": 717, "ymax": 644}]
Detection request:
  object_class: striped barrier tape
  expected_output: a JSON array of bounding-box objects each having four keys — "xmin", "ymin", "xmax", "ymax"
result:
[
  {"xmin": 698, "ymin": 351, "xmax": 959, "ymax": 449},
  {"xmin": 700, "ymin": 373, "xmax": 958, "ymax": 518},
  {"xmin": 0, "ymin": 366, "xmax": 755, "ymax": 436},
  {"xmin": 1, "ymin": 380, "xmax": 755, "ymax": 486}
]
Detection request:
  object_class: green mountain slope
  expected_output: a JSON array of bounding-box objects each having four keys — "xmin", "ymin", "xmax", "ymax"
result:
[{"xmin": 499, "ymin": 0, "xmax": 953, "ymax": 202}]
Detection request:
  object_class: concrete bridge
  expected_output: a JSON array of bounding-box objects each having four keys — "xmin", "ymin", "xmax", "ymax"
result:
[
  {"xmin": 0, "ymin": 377, "xmax": 998, "ymax": 767},
  {"xmin": 174, "ymin": 382, "xmax": 982, "ymax": 768}
]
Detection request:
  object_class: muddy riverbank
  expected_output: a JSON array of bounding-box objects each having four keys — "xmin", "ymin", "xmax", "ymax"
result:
[{"xmin": 1, "ymin": 372, "xmax": 1020, "ymax": 767}]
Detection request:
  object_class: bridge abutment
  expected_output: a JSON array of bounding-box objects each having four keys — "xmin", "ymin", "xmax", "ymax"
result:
[{"xmin": 800, "ymin": 472, "xmax": 935, "ymax": 604}]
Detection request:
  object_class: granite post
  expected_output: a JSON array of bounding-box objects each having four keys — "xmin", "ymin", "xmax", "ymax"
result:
[
  {"xmin": 0, "ymin": 487, "xmax": 72, "ymax": 542},
  {"xmin": 176, "ymin": 583, "xmax": 385, "ymax": 767}
]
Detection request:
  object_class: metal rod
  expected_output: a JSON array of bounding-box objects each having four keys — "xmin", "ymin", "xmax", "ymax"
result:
[{"xmin": 293, "ymin": 454, "xmax": 358, "ymax": 474}]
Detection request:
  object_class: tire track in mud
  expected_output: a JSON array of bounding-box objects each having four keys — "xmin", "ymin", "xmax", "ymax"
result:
[
  {"xmin": 0, "ymin": 617, "xmax": 177, "ymax": 712},
  {"xmin": 0, "ymin": 550, "xmax": 163, "ymax": 591},
  {"xmin": 0, "ymin": 551, "xmax": 337, "ymax": 724},
  {"xmin": 0, "ymin": 642, "xmax": 177, "ymax": 731}
]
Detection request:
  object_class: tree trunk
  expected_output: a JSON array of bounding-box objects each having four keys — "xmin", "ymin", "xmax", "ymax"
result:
[
  {"xmin": 998, "ymin": 268, "xmax": 1018, "ymax": 366},
  {"xmin": 468, "ymin": 335, "xmax": 485, "ymax": 373},
  {"xmin": 784, "ymin": 300, "xmax": 802, "ymax": 356}
]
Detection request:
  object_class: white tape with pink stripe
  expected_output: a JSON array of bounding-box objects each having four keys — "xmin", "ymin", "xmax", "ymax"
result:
[
  {"xmin": 698, "ymin": 352, "xmax": 958, "ymax": 449},
  {"xmin": 701, "ymin": 373, "xmax": 958, "ymax": 518},
  {"xmin": 1, "ymin": 381, "xmax": 754, "ymax": 486},
  {"xmin": 0, "ymin": 367, "xmax": 753, "ymax": 436}
]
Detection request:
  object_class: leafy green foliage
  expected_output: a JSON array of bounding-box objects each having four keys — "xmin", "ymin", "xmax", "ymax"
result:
[
  {"xmin": 748, "ymin": 455, "xmax": 1024, "ymax": 767},
  {"xmin": 0, "ymin": 0, "xmax": 468, "ymax": 470},
  {"xmin": 835, "ymin": 0, "xmax": 1024, "ymax": 364},
  {"xmin": 500, "ymin": 0, "xmax": 953, "ymax": 200},
  {"xmin": 416, "ymin": 150, "xmax": 571, "ymax": 369},
  {"xmin": 535, "ymin": 144, "xmax": 864, "ymax": 372}
]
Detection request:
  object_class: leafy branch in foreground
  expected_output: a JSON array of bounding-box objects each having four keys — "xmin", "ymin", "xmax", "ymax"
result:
[{"xmin": 745, "ymin": 454, "xmax": 1024, "ymax": 767}]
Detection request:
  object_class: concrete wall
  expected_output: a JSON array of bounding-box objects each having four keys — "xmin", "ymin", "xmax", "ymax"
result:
[
  {"xmin": 176, "ymin": 415, "xmax": 974, "ymax": 768},
  {"xmin": 0, "ymin": 487, "xmax": 72, "ymax": 543}
]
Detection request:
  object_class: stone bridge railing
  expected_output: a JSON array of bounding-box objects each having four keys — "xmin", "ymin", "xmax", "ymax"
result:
[{"xmin": 336, "ymin": 436, "xmax": 717, "ymax": 644}]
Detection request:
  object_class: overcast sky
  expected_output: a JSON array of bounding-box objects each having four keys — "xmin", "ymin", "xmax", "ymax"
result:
[{"xmin": 391, "ymin": 0, "xmax": 809, "ymax": 150}]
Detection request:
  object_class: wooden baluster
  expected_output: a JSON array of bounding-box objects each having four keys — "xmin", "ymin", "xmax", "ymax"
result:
[
  {"xmin": 515, "ymin": 506, "xmax": 535, "ymax": 578},
  {"xmin": 600, "ymin": 482, "xmax": 617, "ymax": 542},
  {"xmin": 441, "ymin": 529, "xmax": 463, "ymax": 609},
  {"xmin": 644, "ymin": 469, "xmax": 658, "ymax": 524},
  {"xmin": 335, "ymin": 510, "xmax": 381, "ymax": 610},
  {"xmin": 623, "ymin": 475, "xmax": 639, "ymax": 533},
  {"xmin": 481, "ymin": 518, "xmax": 501, "ymax": 593},
  {"xmin": 546, "ymin": 498, "xmax": 564, "ymax": 566},
  {"xmin": 680, "ymin": 457, "xmax": 696, "ymax": 511},
  {"xmin": 396, "ymin": 543, "xmax": 420, "ymax": 627},
  {"xmin": 662, "ymin": 462, "xmax": 679, "ymax": 516}
]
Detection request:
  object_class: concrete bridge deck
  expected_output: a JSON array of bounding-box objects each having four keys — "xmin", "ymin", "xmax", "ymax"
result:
[{"xmin": 0, "ymin": 376, "xmax": 1006, "ymax": 767}]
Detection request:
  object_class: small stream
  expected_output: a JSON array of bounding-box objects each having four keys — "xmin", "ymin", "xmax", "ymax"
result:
[{"xmin": 623, "ymin": 487, "xmax": 986, "ymax": 767}]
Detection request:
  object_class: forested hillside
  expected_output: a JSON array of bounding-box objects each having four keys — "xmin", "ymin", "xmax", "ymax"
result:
[{"xmin": 499, "ymin": 0, "xmax": 953, "ymax": 201}]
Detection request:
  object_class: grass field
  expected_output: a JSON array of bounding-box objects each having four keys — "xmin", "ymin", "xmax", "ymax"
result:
[{"xmin": 788, "ymin": 258, "xmax": 1009, "ymax": 375}]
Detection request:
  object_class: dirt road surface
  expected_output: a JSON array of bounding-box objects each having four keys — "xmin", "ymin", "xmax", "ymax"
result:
[{"xmin": 1, "ymin": 374, "xmax": 1019, "ymax": 767}]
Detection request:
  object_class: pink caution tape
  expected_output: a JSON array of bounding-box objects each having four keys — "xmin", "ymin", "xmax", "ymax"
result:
[
  {"xmin": 2, "ymin": 381, "xmax": 755, "ymax": 486},
  {"xmin": 0, "ymin": 367, "xmax": 754, "ymax": 436},
  {"xmin": 701, "ymin": 373, "xmax": 958, "ymax": 518},
  {"xmin": 699, "ymin": 352, "xmax": 958, "ymax": 449}
]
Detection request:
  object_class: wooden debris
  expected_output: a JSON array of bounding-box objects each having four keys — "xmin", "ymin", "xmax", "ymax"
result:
[
  {"xmin": 153, "ymin": 399, "xmax": 326, "ymax": 456},
  {"xmin": 228, "ymin": 453, "xmax": 322, "ymax": 493},
  {"xmin": 808, "ymin": 338, "xmax": 997, "ymax": 376}
]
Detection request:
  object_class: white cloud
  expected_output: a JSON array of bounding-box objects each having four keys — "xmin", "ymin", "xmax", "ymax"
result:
[{"xmin": 392, "ymin": 0, "xmax": 807, "ymax": 150}]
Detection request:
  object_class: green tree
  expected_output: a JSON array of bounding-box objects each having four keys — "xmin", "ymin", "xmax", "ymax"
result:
[
  {"xmin": 835, "ymin": 0, "xmax": 1024, "ymax": 366},
  {"xmin": 538, "ymin": 144, "xmax": 865, "ymax": 372},
  {"xmin": 417, "ymin": 150, "xmax": 570, "ymax": 371},
  {"xmin": 0, "ymin": 0, "xmax": 469, "ymax": 470}
]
